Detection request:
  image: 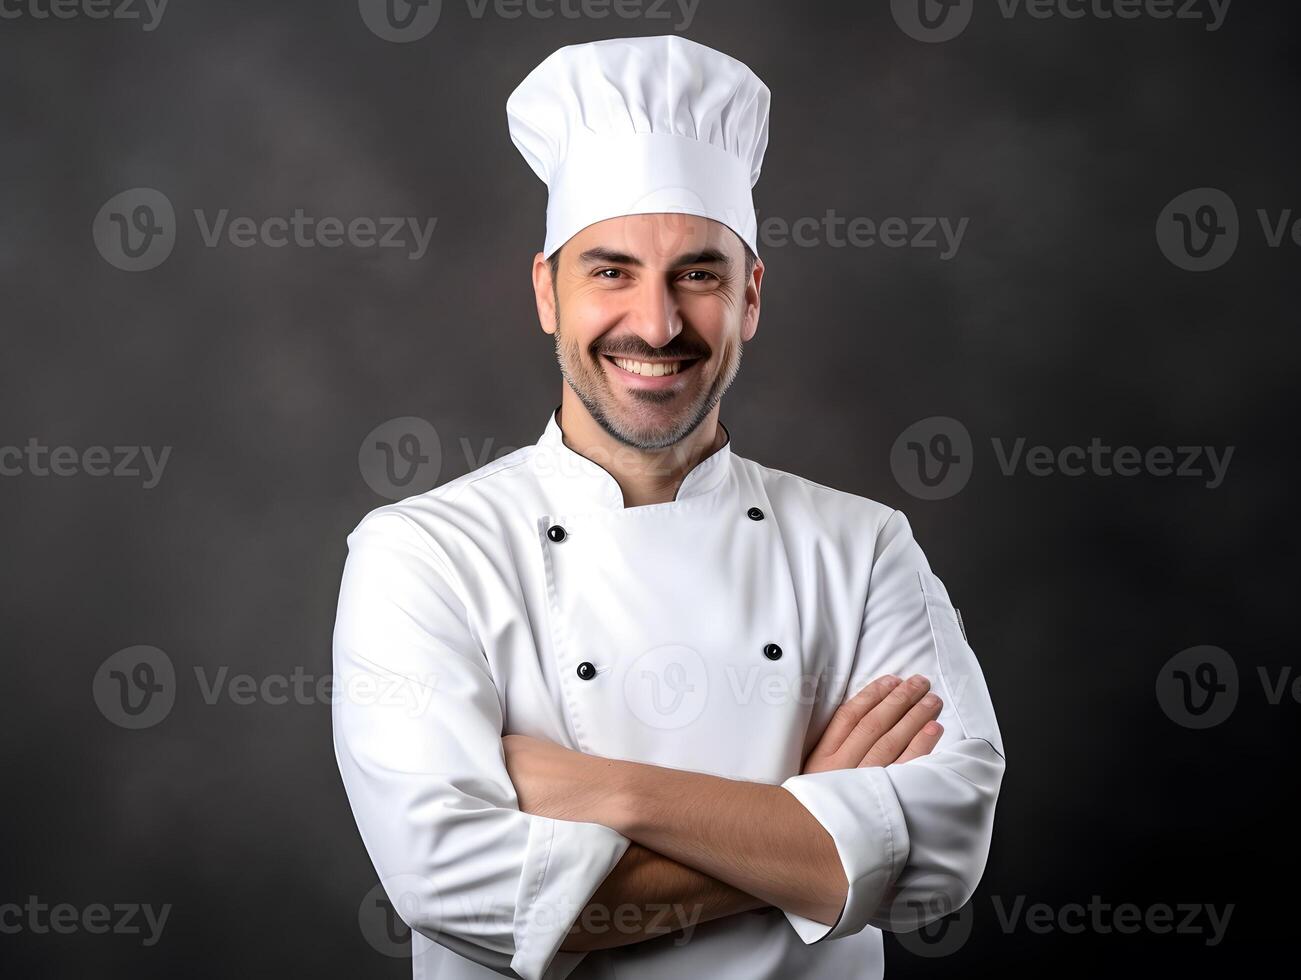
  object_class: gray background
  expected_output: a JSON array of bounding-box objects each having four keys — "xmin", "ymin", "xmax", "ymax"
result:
[{"xmin": 1, "ymin": 0, "xmax": 1295, "ymax": 975}]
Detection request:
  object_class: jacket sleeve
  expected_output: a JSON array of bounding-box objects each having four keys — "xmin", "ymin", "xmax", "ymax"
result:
[
  {"xmin": 332, "ymin": 510, "xmax": 630, "ymax": 980},
  {"xmin": 779, "ymin": 508, "xmax": 1007, "ymax": 943}
]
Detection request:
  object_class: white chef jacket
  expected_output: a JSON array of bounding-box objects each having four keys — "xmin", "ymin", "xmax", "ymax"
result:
[{"xmin": 332, "ymin": 408, "xmax": 1006, "ymax": 980}]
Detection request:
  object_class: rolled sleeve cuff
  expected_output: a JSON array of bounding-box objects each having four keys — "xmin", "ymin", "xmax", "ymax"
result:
[
  {"xmin": 779, "ymin": 766, "xmax": 910, "ymax": 943},
  {"xmin": 511, "ymin": 816, "xmax": 631, "ymax": 980}
]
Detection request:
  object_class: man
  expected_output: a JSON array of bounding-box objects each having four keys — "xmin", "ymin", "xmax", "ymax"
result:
[{"xmin": 333, "ymin": 35, "xmax": 1006, "ymax": 980}]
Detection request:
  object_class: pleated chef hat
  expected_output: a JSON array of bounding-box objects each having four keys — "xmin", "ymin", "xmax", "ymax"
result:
[{"xmin": 506, "ymin": 35, "xmax": 771, "ymax": 259}]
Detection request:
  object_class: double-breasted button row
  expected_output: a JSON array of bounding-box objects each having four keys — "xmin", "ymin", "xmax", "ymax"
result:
[
  {"xmin": 552, "ymin": 507, "xmax": 777, "ymax": 683},
  {"xmin": 576, "ymin": 645, "xmax": 780, "ymax": 682},
  {"xmin": 547, "ymin": 508, "xmax": 764, "ymax": 545}
]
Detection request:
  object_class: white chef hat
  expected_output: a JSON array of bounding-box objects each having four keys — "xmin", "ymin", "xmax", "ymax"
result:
[{"xmin": 506, "ymin": 35, "xmax": 771, "ymax": 259}]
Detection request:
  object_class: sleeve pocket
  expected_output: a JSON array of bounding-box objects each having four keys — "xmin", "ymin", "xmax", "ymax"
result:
[{"xmin": 919, "ymin": 570, "xmax": 1005, "ymax": 761}]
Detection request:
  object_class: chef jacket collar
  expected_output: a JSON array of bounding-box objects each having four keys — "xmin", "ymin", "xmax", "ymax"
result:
[{"xmin": 532, "ymin": 407, "xmax": 733, "ymax": 510}]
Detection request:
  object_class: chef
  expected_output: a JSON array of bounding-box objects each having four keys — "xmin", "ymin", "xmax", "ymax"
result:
[{"xmin": 332, "ymin": 35, "xmax": 1006, "ymax": 980}]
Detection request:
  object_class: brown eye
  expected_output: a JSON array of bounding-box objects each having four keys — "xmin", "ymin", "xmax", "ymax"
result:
[
  {"xmin": 596, "ymin": 268, "xmax": 624, "ymax": 279},
  {"xmin": 681, "ymin": 270, "xmax": 716, "ymax": 282}
]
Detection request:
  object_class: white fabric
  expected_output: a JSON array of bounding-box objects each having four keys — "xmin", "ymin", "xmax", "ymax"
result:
[
  {"xmin": 506, "ymin": 35, "xmax": 770, "ymax": 257},
  {"xmin": 332, "ymin": 408, "xmax": 1007, "ymax": 980}
]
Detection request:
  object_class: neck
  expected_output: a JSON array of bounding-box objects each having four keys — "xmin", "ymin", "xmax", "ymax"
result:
[{"xmin": 556, "ymin": 389, "xmax": 727, "ymax": 508}]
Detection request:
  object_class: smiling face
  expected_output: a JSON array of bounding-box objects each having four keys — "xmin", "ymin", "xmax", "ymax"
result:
[{"xmin": 532, "ymin": 212, "xmax": 763, "ymax": 451}]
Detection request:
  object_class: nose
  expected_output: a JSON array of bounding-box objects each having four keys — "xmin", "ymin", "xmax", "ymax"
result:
[{"xmin": 625, "ymin": 276, "xmax": 682, "ymax": 350}]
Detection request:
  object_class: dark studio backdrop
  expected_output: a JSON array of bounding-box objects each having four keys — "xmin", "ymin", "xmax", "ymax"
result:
[{"xmin": 1, "ymin": 0, "xmax": 1295, "ymax": 976}]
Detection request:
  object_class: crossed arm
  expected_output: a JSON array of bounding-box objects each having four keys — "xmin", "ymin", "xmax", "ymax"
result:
[
  {"xmin": 335, "ymin": 509, "xmax": 1005, "ymax": 977},
  {"xmin": 504, "ymin": 672, "xmax": 946, "ymax": 952}
]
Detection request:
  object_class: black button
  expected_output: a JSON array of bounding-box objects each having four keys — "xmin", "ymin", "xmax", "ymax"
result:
[
  {"xmin": 576, "ymin": 661, "xmax": 596, "ymax": 680},
  {"xmin": 763, "ymin": 643, "xmax": 782, "ymax": 661},
  {"xmin": 547, "ymin": 524, "xmax": 567, "ymax": 542},
  {"xmin": 747, "ymin": 507, "xmax": 765, "ymax": 521}
]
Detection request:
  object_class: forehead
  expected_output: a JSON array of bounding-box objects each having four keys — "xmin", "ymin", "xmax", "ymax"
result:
[{"xmin": 563, "ymin": 212, "xmax": 740, "ymax": 264}]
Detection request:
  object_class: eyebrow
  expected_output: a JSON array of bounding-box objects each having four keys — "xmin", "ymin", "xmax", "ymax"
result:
[{"xmin": 577, "ymin": 246, "xmax": 733, "ymax": 268}]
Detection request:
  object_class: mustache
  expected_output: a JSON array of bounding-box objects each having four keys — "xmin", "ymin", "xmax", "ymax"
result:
[{"xmin": 593, "ymin": 344, "xmax": 709, "ymax": 360}]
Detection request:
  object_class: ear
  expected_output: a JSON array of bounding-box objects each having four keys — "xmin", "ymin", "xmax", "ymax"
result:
[
  {"xmin": 532, "ymin": 251, "xmax": 557, "ymax": 336},
  {"xmin": 741, "ymin": 256, "xmax": 764, "ymax": 342}
]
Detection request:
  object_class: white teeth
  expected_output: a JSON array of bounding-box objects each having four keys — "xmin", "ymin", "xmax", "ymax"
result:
[{"xmin": 612, "ymin": 357, "xmax": 682, "ymax": 377}]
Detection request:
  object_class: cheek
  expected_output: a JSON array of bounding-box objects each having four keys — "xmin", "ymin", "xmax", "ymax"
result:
[
  {"xmin": 563, "ymin": 291, "xmax": 625, "ymax": 341},
  {"xmin": 680, "ymin": 295, "xmax": 737, "ymax": 345}
]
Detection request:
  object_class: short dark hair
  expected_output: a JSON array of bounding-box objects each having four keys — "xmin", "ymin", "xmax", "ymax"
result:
[{"xmin": 547, "ymin": 236, "xmax": 757, "ymax": 282}]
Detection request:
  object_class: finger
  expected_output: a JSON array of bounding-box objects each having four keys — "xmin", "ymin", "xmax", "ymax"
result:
[
  {"xmin": 862, "ymin": 691, "xmax": 943, "ymax": 767},
  {"xmin": 895, "ymin": 721, "xmax": 944, "ymax": 765},
  {"xmin": 811, "ymin": 675, "xmax": 903, "ymax": 760},
  {"xmin": 836, "ymin": 674, "xmax": 932, "ymax": 766}
]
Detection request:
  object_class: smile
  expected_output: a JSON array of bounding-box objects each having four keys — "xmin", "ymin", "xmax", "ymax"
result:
[
  {"xmin": 607, "ymin": 356, "xmax": 689, "ymax": 377},
  {"xmin": 600, "ymin": 353, "xmax": 704, "ymax": 389}
]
